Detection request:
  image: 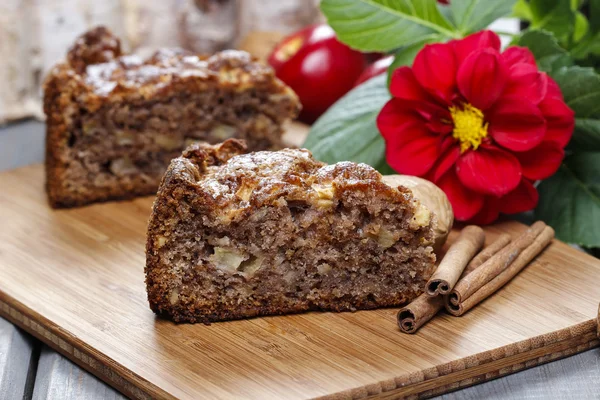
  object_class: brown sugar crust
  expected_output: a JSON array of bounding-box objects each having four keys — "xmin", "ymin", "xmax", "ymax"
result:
[
  {"xmin": 44, "ymin": 27, "xmax": 300, "ymax": 208},
  {"xmin": 145, "ymin": 140, "xmax": 437, "ymax": 323}
]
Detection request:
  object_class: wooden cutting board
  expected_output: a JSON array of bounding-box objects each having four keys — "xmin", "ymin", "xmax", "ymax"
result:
[{"xmin": 1, "ymin": 161, "xmax": 600, "ymax": 399}]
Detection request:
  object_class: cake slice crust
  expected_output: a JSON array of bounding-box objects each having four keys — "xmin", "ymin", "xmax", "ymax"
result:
[{"xmin": 145, "ymin": 140, "xmax": 437, "ymax": 323}]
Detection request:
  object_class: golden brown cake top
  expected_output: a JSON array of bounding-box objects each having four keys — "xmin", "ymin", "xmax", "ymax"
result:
[
  {"xmin": 172, "ymin": 140, "xmax": 431, "ymax": 229},
  {"xmin": 44, "ymin": 26, "xmax": 299, "ymax": 112}
]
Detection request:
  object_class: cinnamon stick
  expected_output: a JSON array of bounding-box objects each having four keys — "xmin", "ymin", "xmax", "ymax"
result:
[
  {"xmin": 446, "ymin": 225, "xmax": 554, "ymax": 316},
  {"xmin": 398, "ymin": 234, "xmax": 511, "ymax": 334},
  {"xmin": 446, "ymin": 221, "xmax": 547, "ymax": 308},
  {"xmin": 463, "ymin": 233, "xmax": 512, "ymax": 276},
  {"xmin": 397, "ymin": 294, "xmax": 445, "ymax": 334},
  {"xmin": 425, "ymin": 225, "xmax": 485, "ymax": 296}
]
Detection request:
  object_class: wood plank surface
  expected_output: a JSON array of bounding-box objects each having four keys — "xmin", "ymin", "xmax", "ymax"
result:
[
  {"xmin": 0, "ymin": 316, "xmax": 38, "ymax": 399},
  {"xmin": 1, "ymin": 163, "xmax": 600, "ymax": 400},
  {"xmin": 32, "ymin": 346, "xmax": 125, "ymax": 400}
]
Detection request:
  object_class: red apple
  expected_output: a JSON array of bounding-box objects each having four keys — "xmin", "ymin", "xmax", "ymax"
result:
[
  {"xmin": 268, "ymin": 24, "xmax": 368, "ymax": 123},
  {"xmin": 353, "ymin": 55, "xmax": 394, "ymax": 87}
]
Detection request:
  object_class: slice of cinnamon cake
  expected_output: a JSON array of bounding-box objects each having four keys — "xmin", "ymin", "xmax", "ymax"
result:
[
  {"xmin": 145, "ymin": 140, "xmax": 446, "ymax": 323},
  {"xmin": 43, "ymin": 27, "xmax": 299, "ymax": 208}
]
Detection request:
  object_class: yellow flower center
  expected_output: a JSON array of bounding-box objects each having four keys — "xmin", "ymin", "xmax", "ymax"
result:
[{"xmin": 450, "ymin": 103, "xmax": 489, "ymax": 152}]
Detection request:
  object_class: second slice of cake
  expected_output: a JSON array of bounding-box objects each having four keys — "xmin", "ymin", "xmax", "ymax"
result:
[
  {"xmin": 146, "ymin": 140, "xmax": 450, "ymax": 323},
  {"xmin": 44, "ymin": 27, "xmax": 299, "ymax": 208}
]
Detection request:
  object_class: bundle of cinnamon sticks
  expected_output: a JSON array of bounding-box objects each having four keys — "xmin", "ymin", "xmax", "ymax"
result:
[{"xmin": 398, "ymin": 221, "xmax": 555, "ymax": 334}]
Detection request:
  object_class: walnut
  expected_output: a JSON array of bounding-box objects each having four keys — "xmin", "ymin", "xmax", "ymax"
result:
[
  {"xmin": 155, "ymin": 134, "xmax": 182, "ymax": 151},
  {"xmin": 311, "ymin": 183, "xmax": 335, "ymax": 208},
  {"xmin": 115, "ymin": 129, "xmax": 135, "ymax": 145},
  {"xmin": 252, "ymin": 114, "xmax": 272, "ymax": 131},
  {"xmin": 208, "ymin": 247, "xmax": 264, "ymax": 277},
  {"xmin": 377, "ymin": 228, "xmax": 399, "ymax": 249},
  {"xmin": 210, "ymin": 124, "xmax": 237, "ymax": 140},
  {"xmin": 235, "ymin": 180, "xmax": 255, "ymax": 201},
  {"xmin": 317, "ymin": 263, "xmax": 332, "ymax": 275},
  {"xmin": 209, "ymin": 247, "xmax": 246, "ymax": 273},
  {"xmin": 237, "ymin": 255, "xmax": 264, "ymax": 277},
  {"xmin": 409, "ymin": 203, "xmax": 432, "ymax": 230},
  {"xmin": 381, "ymin": 175, "xmax": 454, "ymax": 251},
  {"xmin": 156, "ymin": 236, "xmax": 168, "ymax": 248},
  {"xmin": 109, "ymin": 156, "xmax": 137, "ymax": 177},
  {"xmin": 169, "ymin": 288, "xmax": 179, "ymax": 305}
]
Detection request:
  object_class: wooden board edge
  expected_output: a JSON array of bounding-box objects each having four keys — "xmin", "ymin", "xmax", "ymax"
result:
[
  {"xmin": 0, "ymin": 293, "xmax": 173, "ymax": 400},
  {"xmin": 318, "ymin": 319, "xmax": 599, "ymax": 400},
  {"xmin": 416, "ymin": 338, "xmax": 599, "ymax": 399},
  {"xmin": 1, "ymin": 288, "xmax": 598, "ymax": 400}
]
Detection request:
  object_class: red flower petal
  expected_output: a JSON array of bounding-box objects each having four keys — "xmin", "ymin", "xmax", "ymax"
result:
[
  {"xmin": 378, "ymin": 105, "xmax": 442, "ymax": 177},
  {"xmin": 377, "ymin": 98, "xmax": 450, "ymax": 139},
  {"xmin": 390, "ymin": 67, "xmax": 436, "ymax": 102},
  {"xmin": 456, "ymin": 145, "xmax": 522, "ymax": 197},
  {"xmin": 439, "ymin": 135, "xmax": 456, "ymax": 154},
  {"xmin": 377, "ymin": 99, "xmax": 423, "ymax": 141},
  {"xmin": 546, "ymin": 76, "xmax": 564, "ymax": 100},
  {"xmin": 384, "ymin": 124, "xmax": 441, "ymax": 176},
  {"xmin": 454, "ymin": 30, "xmax": 501, "ymax": 65},
  {"xmin": 499, "ymin": 179, "xmax": 539, "ymax": 214},
  {"xmin": 515, "ymin": 141, "xmax": 565, "ymax": 180},
  {"xmin": 539, "ymin": 96, "xmax": 574, "ymax": 147},
  {"xmin": 437, "ymin": 170, "xmax": 485, "ymax": 221},
  {"xmin": 503, "ymin": 63, "xmax": 548, "ymax": 105},
  {"xmin": 404, "ymin": 99, "xmax": 451, "ymax": 123},
  {"xmin": 501, "ymin": 46, "xmax": 536, "ymax": 67},
  {"xmin": 488, "ymin": 96, "xmax": 546, "ymax": 151},
  {"xmin": 457, "ymin": 49, "xmax": 508, "ymax": 110},
  {"xmin": 468, "ymin": 198, "xmax": 501, "ymax": 225},
  {"xmin": 431, "ymin": 145, "xmax": 460, "ymax": 182},
  {"xmin": 426, "ymin": 119, "xmax": 454, "ymax": 135},
  {"xmin": 413, "ymin": 43, "xmax": 457, "ymax": 104}
]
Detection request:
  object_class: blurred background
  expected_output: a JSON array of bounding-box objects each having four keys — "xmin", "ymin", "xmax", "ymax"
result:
[
  {"xmin": 0, "ymin": 1, "xmax": 517, "ymax": 170},
  {"xmin": 0, "ymin": 0, "xmax": 322, "ymax": 125}
]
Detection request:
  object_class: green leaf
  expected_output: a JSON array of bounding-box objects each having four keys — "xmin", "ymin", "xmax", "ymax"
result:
[
  {"xmin": 516, "ymin": 30, "xmax": 573, "ymax": 74},
  {"xmin": 569, "ymin": 32, "xmax": 600, "ymax": 59},
  {"xmin": 386, "ymin": 35, "xmax": 445, "ymax": 87},
  {"xmin": 513, "ymin": 0, "xmax": 533, "ymax": 20},
  {"xmin": 535, "ymin": 153, "xmax": 600, "ymax": 248},
  {"xmin": 446, "ymin": 0, "xmax": 517, "ymax": 34},
  {"xmin": 374, "ymin": 160, "xmax": 396, "ymax": 175},
  {"xmin": 574, "ymin": 11, "xmax": 589, "ymax": 42},
  {"xmin": 590, "ymin": 0, "xmax": 600, "ymax": 33},
  {"xmin": 571, "ymin": 119, "xmax": 600, "ymax": 150},
  {"xmin": 570, "ymin": 0, "xmax": 600, "ymax": 59},
  {"xmin": 319, "ymin": 0, "xmax": 457, "ymax": 52},
  {"xmin": 303, "ymin": 74, "xmax": 389, "ymax": 167},
  {"xmin": 529, "ymin": 0, "xmax": 575, "ymax": 39},
  {"xmin": 571, "ymin": 0, "xmax": 584, "ymax": 10},
  {"xmin": 553, "ymin": 66, "xmax": 600, "ymax": 117}
]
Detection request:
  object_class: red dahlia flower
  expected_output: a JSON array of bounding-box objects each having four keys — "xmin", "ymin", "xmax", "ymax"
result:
[{"xmin": 377, "ymin": 30, "xmax": 574, "ymax": 224}]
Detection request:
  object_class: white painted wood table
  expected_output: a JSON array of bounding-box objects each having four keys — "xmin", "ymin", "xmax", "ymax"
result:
[{"xmin": 1, "ymin": 121, "xmax": 599, "ymax": 399}]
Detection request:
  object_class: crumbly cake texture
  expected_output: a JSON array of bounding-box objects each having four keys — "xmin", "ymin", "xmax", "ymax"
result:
[
  {"xmin": 145, "ymin": 140, "xmax": 437, "ymax": 323},
  {"xmin": 43, "ymin": 27, "xmax": 300, "ymax": 208}
]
